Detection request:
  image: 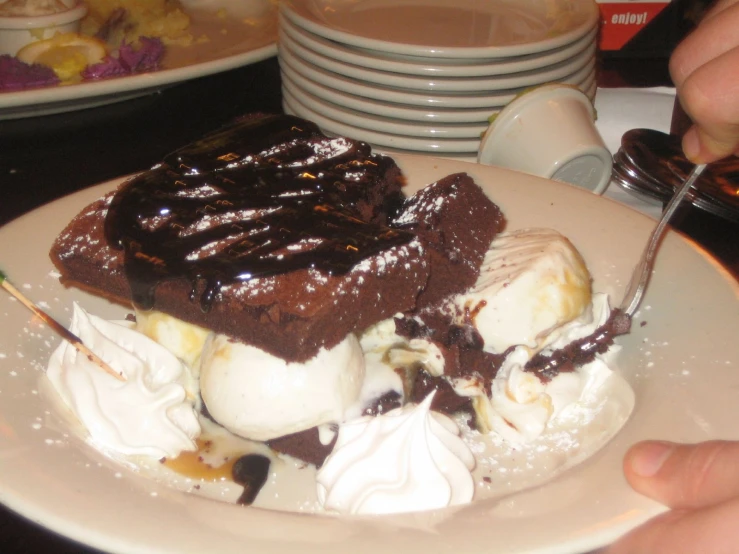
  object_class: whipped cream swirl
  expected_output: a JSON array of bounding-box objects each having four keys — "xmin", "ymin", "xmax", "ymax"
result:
[
  {"xmin": 317, "ymin": 393, "xmax": 475, "ymax": 515},
  {"xmin": 47, "ymin": 303, "xmax": 200, "ymax": 458}
]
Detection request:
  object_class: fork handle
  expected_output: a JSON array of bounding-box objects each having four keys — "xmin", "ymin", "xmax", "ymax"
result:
[{"xmin": 619, "ymin": 163, "xmax": 707, "ymax": 317}]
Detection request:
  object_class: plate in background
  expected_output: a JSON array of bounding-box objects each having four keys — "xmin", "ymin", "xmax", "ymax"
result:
[
  {"xmin": 282, "ymin": 79, "xmax": 489, "ymax": 138},
  {"xmin": 281, "ymin": 0, "xmax": 599, "ymax": 58},
  {"xmin": 278, "ymin": 43, "xmax": 595, "ymax": 108},
  {"xmin": 278, "ymin": 28, "xmax": 596, "ymax": 92},
  {"xmin": 283, "ymin": 89, "xmax": 481, "ymax": 152},
  {"xmin": 0, "ymin": 0, "xmax": 277, "ymax": 119},
  {"xmin": 279, "ymin": 14, "xmax": 597, "ymax": 77}
]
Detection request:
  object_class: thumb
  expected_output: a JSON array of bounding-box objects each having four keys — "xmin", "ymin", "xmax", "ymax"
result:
[
  {"xmin": 683, "ymin": 125, "xmax": 739, "ymax": 164},
  {"xmin": 623, "ymin": 440, "xmax": 739, "ymax": 510},
  {"xmin": 674, "ymin": 43, "xmax": 739, "ymax": 163}
]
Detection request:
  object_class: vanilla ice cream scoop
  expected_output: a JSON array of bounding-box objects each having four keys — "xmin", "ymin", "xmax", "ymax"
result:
[
  {"xmin": 47, "ymin": 303, "xmax": 201, "ymax": 458},
  {"xmin": 473, "ymin": 293, "xmax": 617, "ymax": 443},
  {"xmin": 200, "ymin": 333, "xmax": 365, "ymax": 442},
  {"xmin": 135, "ymin": 309, "xmax": 210, "ymax": 369},
  {"xmin": 449, "ymin": 228, "xmax": 592, "ymax": 354}
]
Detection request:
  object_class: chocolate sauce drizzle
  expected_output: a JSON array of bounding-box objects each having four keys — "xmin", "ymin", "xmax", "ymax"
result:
[
  {"xmin": 232, "ymin": 454, "xmax": 270, "ymax": 506},
  {"xmin": 104, "ymin": 114, "xmax": 413, "ymax": 311}
]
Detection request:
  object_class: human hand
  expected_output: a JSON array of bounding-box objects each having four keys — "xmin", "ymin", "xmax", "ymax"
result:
[
  {"xmin": 604, "ymin": 440, "xmax": 739, "ymax": 553},
  {"xmin": 669, "ymin": 0, "xmax": 739, "ymax": 163}
]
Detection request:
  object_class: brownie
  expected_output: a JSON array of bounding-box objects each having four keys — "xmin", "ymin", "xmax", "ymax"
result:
[
  {"xmin": 49, "ymin": 114, "xmax": 518, "ymax": 468},
  {"xmin": 266, "ymin": 427, "xmax": 337, "ymax": 468},
  {"xmin": 395, "ymin": 291, "xmax": 630, "ymax": 430},
  {"xmin": 52, "ymin": 197, "xmax": 430, "ymax": 361},
  {"xmin": 51, "ymin": 114, "xmax": 423, "ymax": 362},
  {"xmin": 50, "ymin": 116, "xmax": 505, "ymax": 364},
  {"xmin": 394, "ymin": 172, "xmax": 505, "ymax": 309}
]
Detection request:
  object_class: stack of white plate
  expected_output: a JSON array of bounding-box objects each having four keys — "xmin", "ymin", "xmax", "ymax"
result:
[{"xmin": 278, "ymin": 0, "xmax": 600, "ymax": 158}]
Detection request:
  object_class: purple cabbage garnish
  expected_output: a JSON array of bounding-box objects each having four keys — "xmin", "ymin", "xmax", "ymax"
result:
[
  {"xmin": 0, "ymin": 35, "xmax": 165, "ymax": 92},
  {"xmin": 119, "ymin": 37, "xmax": 165, "ymax": 72},
  {"xmin": 0, "ymin": 55, "xmax": 60, "ymax": 92},
  {"xmin": 79, "ymin": 56, "xmax": 129, "ymax": 80},
  {"xmin": 82, "ymin": 37, "xmax": 165, "ymax": 81}
]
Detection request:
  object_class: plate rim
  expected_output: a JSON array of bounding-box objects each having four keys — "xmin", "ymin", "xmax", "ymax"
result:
[
  {"xmin": 278, "ymin": 26, "xmax": 596, "ymax": 92},
  {"xmin": 282, "ymin": 88, "xmax": 481, "ymax": 152},
  {"xmin": 278, "ymin": 42, "xmax": 595, "ymax": 108},
  {"xmin": 279, "ymin": 71, "xmax": 498, "ymax": 123},
  {"xmin": 280, "ymin": 0, "xmax": 600, "ymax": 59},
  {"xmin": 279, "ymin": 13, "xmax": 599, "ymax": 78},
  {"xmin": 281, "ymin": 79, "xmax": 489, "ymax": 138}
]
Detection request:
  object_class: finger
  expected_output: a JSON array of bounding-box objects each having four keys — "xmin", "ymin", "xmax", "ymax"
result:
[
  {"xmin": 674, "ymin": 46, "xmax": 739, "ymax": 162},
  {"xmin": 623, "ymin": 440, "xmax": 739, "ymax": 510},
  {"xmin": 605, "ymin": 497, "xmax": 739, "ymax": 554},
  {"xmin": 682, "ymin": 126, "xmax": 739, "ymax": 164},
  {"xmin": 669, "ymin": 2, "xmax": 739, "ymax": 86},
  {"xmin": 703, "ymin": 0, "xmax": 739, "ymax": 22}
]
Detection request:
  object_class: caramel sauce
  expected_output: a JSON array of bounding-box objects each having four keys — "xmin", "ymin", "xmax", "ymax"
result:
[
  {"xmin": 163, "ymin": 439, "xmax": 236, "ymax": 482},
  {"xmin": 163, "ymin": 438, "xmax": 271, "ymax": 505}
]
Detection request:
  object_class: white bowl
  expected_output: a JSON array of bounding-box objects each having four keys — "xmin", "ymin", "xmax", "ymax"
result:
[
  {"xmin": 0, "ymin": 0, "xmax": 88, "ymax": 56},
  {"xmin": 477, "ymin": 84, "xmax": 612, "ymax": 193},
  {"xmin": 281, "ymin": 0, "xmax": 599, "ymax": 59},
  {"xmin": 278, "ymin": 42, "xmax": 596, "ymax": 108},
  {"xmin": 279, "ymin": 28, "xmax": 597, "ymax": 93},
  {"xmin": 280, "ymin": 14, "xmax": 598, "ymax": 78}
]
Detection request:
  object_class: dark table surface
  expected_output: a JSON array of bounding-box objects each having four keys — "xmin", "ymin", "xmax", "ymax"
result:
[{"xmin": 0, "ymin": 55, "xmax": 737, "ymax": 553}]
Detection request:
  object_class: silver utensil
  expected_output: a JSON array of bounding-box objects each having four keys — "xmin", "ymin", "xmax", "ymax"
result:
[
  {"xmin": 612, "ymin": 129, "xmax": 739, "ymax": 222},
  {"xmin": 619, "ymin": 163, "xmax": 708, "ymax": 317}
]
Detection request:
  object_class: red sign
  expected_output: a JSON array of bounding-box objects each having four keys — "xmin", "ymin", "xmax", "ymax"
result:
[{"xmin": 598, "ymin": 2, "xmax": 671, "ymax": 50}]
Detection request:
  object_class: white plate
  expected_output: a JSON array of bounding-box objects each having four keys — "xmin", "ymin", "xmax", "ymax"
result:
[
  {"xmin": 0, "ymin": 1, "xmax": 277, "ymax": 119},
  {"xmin": 282, "ymin": 79, "xmax": 489, "ymax": 138},
  {"xmin": 1, "ymin": 155, "xmax": 738, "ymax": 554},
  {"xmin": 281, "ymin": 0, "xmax": 599, "ymax": 58},
  {"xmin": 282, "ymin": 68, "xmax": 594, "ymax": 125},
  {"xmin": 283, "ymin": 89, "xmax": 481, "ymax": 152},
  {"xmin": 281, "ymin": 69, "xmax": 596, "ymax": 131},
  {"xmin": 283, "ymin": 81, "xmax": 597, "ymax": 153},
  {"xmin": 279, "ymin": 27, "xmax": 596, "ymax": 92},
  {"xmin": 279, "ymin": 42, "xmax": 595, "ymax": 108},
  {"xmin": 280, "ymin": 14, "xmax": 598, "ymax": 77},
  {"xmin": 280, "ymin": 71, "xmax": 497, "ymax": 123}
]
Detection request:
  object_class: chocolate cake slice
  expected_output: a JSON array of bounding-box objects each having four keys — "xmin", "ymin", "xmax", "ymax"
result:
[
  {"xmin": 51, "ymin": 115, "xmax": 417, "ymax": 361},
  {"xmin": 394, "ymin": 172, "xmax": 505, "ymax": 309},
  {"xmin": 262, "ymin": 173, "xmax": 505, "ymax": 465},
  {"xmin": 50, "ymin": 115, "xmax": 505, "ymax": 364}
]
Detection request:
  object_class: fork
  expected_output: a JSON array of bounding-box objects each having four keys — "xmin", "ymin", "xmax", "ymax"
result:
[{"xmin": 618, "ymin": 163, "xmax": 707, "ymax": 317}]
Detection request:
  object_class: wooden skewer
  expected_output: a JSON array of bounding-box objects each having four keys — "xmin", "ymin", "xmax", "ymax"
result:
[{"xmin": 0, "ymin": 269, "xmax": 126, "ymax": 382}]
